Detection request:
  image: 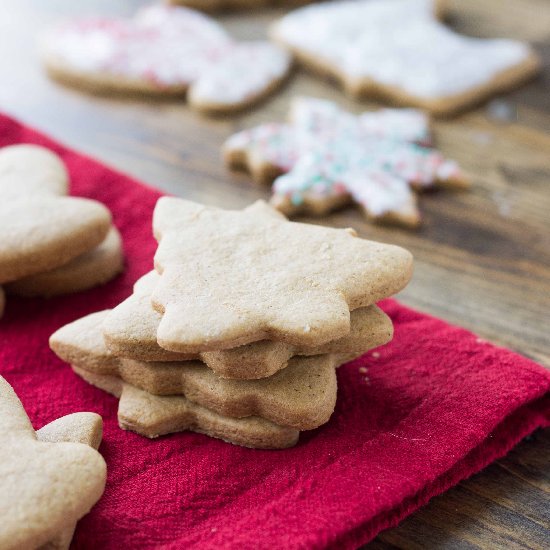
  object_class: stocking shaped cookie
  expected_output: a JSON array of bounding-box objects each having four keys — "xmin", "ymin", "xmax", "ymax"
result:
[
  {"xmin": 0, "ymin": 145, "xmax": 112, "ymax": 284},
  {"xmin": 271, "ymin": 0, "xmax": 540, "ymax": 115},
  {"xmin": 224, "ymin": 97, "xmax": 467, "ymax": 226},
  {"xmin": 0, "ymin": 376, "xmax": 106, "ymax": 550},
  {"xmin": 43, "ymin": 5, "xmax": 291, "ymax": 114},
  {"xmin": 151, "ymin": 198, "xmax": 412, "ymax": 352}
]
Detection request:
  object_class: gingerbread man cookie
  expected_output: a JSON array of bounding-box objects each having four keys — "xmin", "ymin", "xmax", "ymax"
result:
[
  {"xmin": 270, "ymin": 0, "xmax": 540, "ymax": 115},
  {"xmin": 43, "ymin": 5, "xmax": 291, "ymax": 114},
  {"xmin": 224, "ymin": 97, "xmax": 467, "ymax": 226}
]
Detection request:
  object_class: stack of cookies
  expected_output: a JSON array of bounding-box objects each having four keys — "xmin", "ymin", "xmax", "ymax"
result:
[
  {"xmin": 51, "ymin": 198, "xmax": 413, "ymax": 449},
  {"xmin": 0, "ymin": 145, "xmax": 124, "ymax": 317}
]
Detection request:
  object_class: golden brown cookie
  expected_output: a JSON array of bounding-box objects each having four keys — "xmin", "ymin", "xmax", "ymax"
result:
[
  {"xmin": 7, "ymin": 227, "xmax": 124, "ymax": 297},
  {"xmin": 0, "ymin": 376, "xmax": 106, "ymax": 550},
  {"xmin": 102, "ymin": 271, "xmax": 393, "ymax": 378},
  {"xmin": 73, "ymin": 367, "xmax": 300, "ymax": 449},
  {"xmin": 50, "ymin": 310, "xmax": 345, "ymax": 430},
  {"xmin": 151, "ymin": 198, "xmax": 412, "ymax": 353},
  {"xmin": 0, "ymin": 144, "xmax": 113, "ymax": 284}
]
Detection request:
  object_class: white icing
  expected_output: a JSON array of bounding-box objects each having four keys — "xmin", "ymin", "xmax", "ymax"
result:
[
  {"xmin": 45, "ymin": 5, "xmax": 290, "ymax": 104},
  {"xmin": 226, "ymin": 97, "xmax": 462, "ymax": 218},
  {"xmin": 190, "ymin": 42, "xmax": 291, "ymax": 105},
  {"xmin": 273, "ymin": 0, "xmax": 531, "ymax": 99}
]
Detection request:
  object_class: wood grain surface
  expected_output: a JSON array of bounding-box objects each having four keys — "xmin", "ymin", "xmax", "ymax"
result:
[{"xmin": 0, "ymin": 1, "xmax": 549, "ymax": 548}]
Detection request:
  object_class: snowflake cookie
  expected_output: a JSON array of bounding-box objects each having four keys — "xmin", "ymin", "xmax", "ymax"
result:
[{"xmin": 223, "ymin": 97, "xmax": 468, "ymax": 226}]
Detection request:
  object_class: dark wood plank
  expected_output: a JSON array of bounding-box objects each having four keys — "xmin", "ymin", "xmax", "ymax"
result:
[{"xmin": 0, "ymin": 1, "xmax": 548, "ymax": 548}]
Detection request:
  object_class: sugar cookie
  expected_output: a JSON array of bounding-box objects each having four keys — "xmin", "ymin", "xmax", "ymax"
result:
[
  {"xmin": 51, "ymin": 310, "xmax": 346, "ymax": 430},
  {"xmin": 151, "ymin": 198, "xmax": 412, "ymax": 352},
  {"xmin": 43, "ymin": 5, "xmax": 291, "ymax": 114},
  {"xmin": 224, "ymin": 97, "xmax": 468, "ymax": 226},
  {"xmin": 0, "ymin": 376, "xmax": 106, "ymax": 550},
  {"xmin": 73, "ymin": 367, "xmax": 300, "ymax": 448},
  {"xmin": 102, "ymin": 271, "xmax": 393, "ymax": 378},
  {"xmin": 7, "ymin": 227, "xmax": 124, "ymax": 297},
  {"xmin": 0, "ymin": 144, "xmax": 113, "ymax": 284},
  {"xmin": 270, "ymin": 0, "xmax": 540, "ymax": 115}
]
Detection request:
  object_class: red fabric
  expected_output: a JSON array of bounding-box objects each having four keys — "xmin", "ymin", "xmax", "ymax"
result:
[{"xmin": 1, "ymin": 111, "xmax": 549, "ymax": 550}]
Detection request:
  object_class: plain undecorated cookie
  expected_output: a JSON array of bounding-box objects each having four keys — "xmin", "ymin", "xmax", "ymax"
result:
[
  {"xmin": 102, "ymin": 271, "xmax": 393, "ymax": 378},
  {"xmin": 73, "ymin": 366, "xmax": 300, "ymax": 449},
  {"xmin": 0, "ymin": 376, "xmax": 106, "ymax": 550},
  {"xmin": 152, "ymin": 198, "xmax": 412, "ymax": 353},
  {"xmin": 0, "ymin": 197, "xmax": 112, "ymax": 284},
  {"xmin": 51, "ymin": 310, "xmax": 343, "ymax": 430},
  {"xmin": 7, "ymin": 226, "xmax": 124, "ymax": 297},
  {"xmin": 36, "ymin": 412, "xmax": 103, "ymax": 550},
  {"xmin": 270, "ymin": 0, "xmax": 540, "ymax": 116}
]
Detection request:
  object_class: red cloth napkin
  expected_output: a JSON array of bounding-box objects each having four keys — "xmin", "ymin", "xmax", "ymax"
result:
[{"xmin": 1, "ymin": 112, "xmax": 549, "ymax": 550}]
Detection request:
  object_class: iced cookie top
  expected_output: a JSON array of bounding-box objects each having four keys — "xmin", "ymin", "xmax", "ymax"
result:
[
  {"xmin": 44, "ymin": 4, "xmax": 291, "ymax": 103},
  {"xmin": 272, "ymin": 0, "xmax": 532, "ymax": 99}
]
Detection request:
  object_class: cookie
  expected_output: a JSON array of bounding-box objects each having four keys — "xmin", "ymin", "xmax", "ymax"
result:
[
  {"xmin": 0, "ymin": 376, "xmax": 106, "ymax": 550},
  {"xmin": 6, "ymin": 226, "xmax": 124, "ymax": 297},
  {"xmin": 0, "ymin": 144, "xmax": 69, "ymax": 200},
  {"xmin": 167, "ymin": 0, "xmax": 311, "ymax": 12},
  {"xmin": 152, "ymin": 198, "xmax": 412, "ymax": 353},
  {"xmin": 36, "ymin": 412, "xmax": 103, "ymax": 550},
  {"xmin": 43, "ymin": 5, "xmax": 291, "ymax": 115},
  {"xmin": 224, "ymin": 97, "xmax": 468, "ymax": 226},
  {"xmin": 0, "ymin": 144, "xmax": 112, "ymax": 284},
  {"xmin": 72, "ymin": 366, "xmax": 300, "ymax": 449},
  {"xmin": 102, "ymin": 271, "xmax": 393, "ymax": 378},
  {"xmin": 270, "ymin": 0, "xmax": 540, "ymax": 116},
  {"xmin": 51, "ymin": 310, "xmax": 346, "ymax": 429}
]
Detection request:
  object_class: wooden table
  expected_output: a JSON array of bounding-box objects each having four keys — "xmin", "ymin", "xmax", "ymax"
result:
[{"xmin": 1, "ymin": 1, "xmax": 549, "ymax": 547}]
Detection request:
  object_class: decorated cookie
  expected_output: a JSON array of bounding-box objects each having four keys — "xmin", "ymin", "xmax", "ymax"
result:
[
  {"xmin": 43, "ymin": 5, "xmax": 291, "ymax": 114},
  {"xmin": 6, "ymin": 227, "xmax": 124, "ymax": 297},
  {"xmin": 224, "ymin": 97, "xmax": 467, "ymax": 226},
  {"xmin": 151, "ymin": 198, "xmax": 412, "ymax": 352},
  {"xmin": 73, "ymin": 366, "xmax": 299, "ymax": 448},
  {"xmin": 0, "ymin": 376, "xmax": 106, "ymax": 550},
  {"xmin": 50, "ymin": 310, "xmax": 343, "ymax": 430},
  {"xmin": 101, "ymin": 271, "xmax": 393, "ymax": 379},
  {"xmin": 270, "ymin": 0, "xmax": 540, "ymax": 115},
  {"xmin": 167, "ymin": 0, "xmax": 312, "ymax": 12}
]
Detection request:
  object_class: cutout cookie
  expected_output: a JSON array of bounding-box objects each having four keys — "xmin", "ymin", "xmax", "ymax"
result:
[
  {"xmin": 51, "ymin": 310, "xmax": 343, "ymax": 429},
  {"xmin": 7, "ymin": 226, "xmax": 124, "ymax": 297},
  {"xmin": 224, "ymin": 97, "xmax": 468, "ymax": 226},
  {"xmin": 36, "ymin": 412, "xmax": 103, "ymax": 550},
  {"xmin": 152, "ymin": 198, "xmax": 412, "ymax": 352},
  {"xmin": 270, "ymin": 0, "xmax": 540, "ymax": 116},
  {"xmin": 103, "ymin": 271, "xmax": 393, "ymax": 378},
  {"xmin": 73, "ymin": 367, "xmax": 300, "ymax": 449},
  {"xmin": 43, "ymin": 5, "xmax": 291, "ymax": 114},
  {"xmin": 0, "ymin": 376, "xmax": 106, "ymax": 550},
  {"xmin": 167, "ymin": 0, "xmax": 312, "ymax": 12},
  {"xmin": 0, "ymin": 145, "xmax": 112, "ymax": 284}
]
